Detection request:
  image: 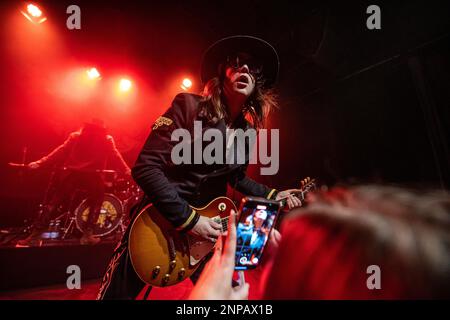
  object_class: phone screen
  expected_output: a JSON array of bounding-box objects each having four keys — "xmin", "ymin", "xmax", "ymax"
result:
[{"xmin": 235, "ymin": 198, "xmax": 280, "ymax": 270}]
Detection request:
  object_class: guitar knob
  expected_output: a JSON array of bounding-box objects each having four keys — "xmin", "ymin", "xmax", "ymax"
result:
[
  {"xmin": 178, "ymin": 268, "xmax": 186, "ymax": 280},
  {"xmin": 218, "ymin": 202, "xmax": 227, "ymax": 211},
  {"xmin": 152, "ymin": 266, "xmax": 160, "ymax": 278},
  {"xmin": 169, "ymin": 260, "xmax": 176, "ymax": 271},
  {"xmin": 162, "ymin": 274, "xmax": 170, "ymax": 285}
]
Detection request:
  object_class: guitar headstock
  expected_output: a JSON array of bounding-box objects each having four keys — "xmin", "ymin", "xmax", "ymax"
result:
[
  {"xmin": 278, "ymin": 177, "xmax": 318, "ymax": 206},
  {"xmin": 298, "ymin": 177, "xmax": 317, "ymax": 201},
  {"xmin": 300, "ymin": 177, "xmax": 316, "ymax": 192}
]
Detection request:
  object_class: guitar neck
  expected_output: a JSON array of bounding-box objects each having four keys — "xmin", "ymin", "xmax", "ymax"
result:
[
  {"xmin": 218, "ymin": 191, "xmax": 306, "ymax": 230},
  {"xmin": 219, "ymin": 180, "xmax": 316, "ymax": 230},
  {"xmin": 279, "ymin": 190, "xmax": 308, "ymax": 208},
  {"xmin": 220, "ymin": 216, "xmax": 230, "ymax": 233}
]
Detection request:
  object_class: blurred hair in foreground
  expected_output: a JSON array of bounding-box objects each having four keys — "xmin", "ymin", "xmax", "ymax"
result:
[{"xmin": 262, "ymin": 185, "xmax": 450, "ymax": 299}]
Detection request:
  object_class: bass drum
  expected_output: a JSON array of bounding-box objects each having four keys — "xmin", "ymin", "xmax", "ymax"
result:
[{"xmin": 75, "ymin": 193, "xmax": 123, "ymax": 237}]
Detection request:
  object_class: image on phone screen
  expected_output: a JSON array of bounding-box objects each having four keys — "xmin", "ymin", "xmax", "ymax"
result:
[{"xmin": 235, "ymin": 200, "xmax": 279, "ymax": 270}]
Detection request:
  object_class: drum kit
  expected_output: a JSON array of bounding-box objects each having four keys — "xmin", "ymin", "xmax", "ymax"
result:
[
  {"xmin": 7, "ymin": 164, "xmax": 144, "ymax": 244},
  {"xmin": 71, "ymin": 172, "xmax": 143, "ymax": 238}
]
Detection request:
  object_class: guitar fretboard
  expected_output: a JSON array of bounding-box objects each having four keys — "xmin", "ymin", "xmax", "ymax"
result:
[
  {"xmin": 217, "ymin": 178, "xmax": 316, "ymax": 233},
  {"xmin": 221, "ymin": 216, "xmax": 229, "ymax": 232}
]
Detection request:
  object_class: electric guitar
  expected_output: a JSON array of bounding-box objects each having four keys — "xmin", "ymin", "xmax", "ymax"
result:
[{"xmin": 128, "ymin": 177, "xmax": 316, "ymax": 287}]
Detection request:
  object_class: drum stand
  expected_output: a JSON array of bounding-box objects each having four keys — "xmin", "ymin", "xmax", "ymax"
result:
[
  {"xmin": 59, "ymin": 212, "xmax": 76, "ymax": 240},
  {"xmin": 37, "ymin": 188, "xmax": 86, "ymax": 241},
  {"xmin": 58, "ymin": 188, "xmax": 86, "ymax": 240},
  {"xmin": 18, "ymin": 171, "xmax": 58, "ymax": 238}
]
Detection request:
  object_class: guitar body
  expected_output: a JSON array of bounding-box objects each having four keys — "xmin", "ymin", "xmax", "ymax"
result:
[{"xmin": 128, "ymin": 196, "xmax": 237, "ymax": 287}]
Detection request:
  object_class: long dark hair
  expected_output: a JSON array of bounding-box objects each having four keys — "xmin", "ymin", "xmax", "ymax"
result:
[{"xmin": 198, "ymin": 75, "xmax": 278, "ymax": 129}]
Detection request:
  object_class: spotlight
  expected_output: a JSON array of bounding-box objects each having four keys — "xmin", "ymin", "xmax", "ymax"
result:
[
  {"xmin": 27, "ymin": 4, "xmax": 42, "ymax": 17},
  {"xmin": 21, "ymin": 3, "xmax": 47, "ymax": 24},
  {"xmin": 86, "ymin": 67, "xmax": 101, "ymax": 80},
  {"xmin": 119, "ymin": 78, "xmax": 132, "ymax": 92},
  {"xmin": 181, "ymin": 78, "xmax": 192, "ymax": 91}
]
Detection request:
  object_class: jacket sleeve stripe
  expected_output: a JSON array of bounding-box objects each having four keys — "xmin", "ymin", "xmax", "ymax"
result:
[
  {"xmin": 266, "ymin": 188, "xmax": 277, "ymax": 200},
  {"xmin": 176, "ymin": 209, "xmax": 197, "ymax": 231}
]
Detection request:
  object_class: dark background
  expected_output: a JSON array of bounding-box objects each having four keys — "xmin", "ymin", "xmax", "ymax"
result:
[{"xmin": 0, "ymin": 0, "xmax": 449, "ymax": 227}]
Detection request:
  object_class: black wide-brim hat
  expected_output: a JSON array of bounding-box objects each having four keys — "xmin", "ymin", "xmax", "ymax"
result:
[{"xmin": 201, "ymin": 35, "xmax": 280, "ymax": 88}]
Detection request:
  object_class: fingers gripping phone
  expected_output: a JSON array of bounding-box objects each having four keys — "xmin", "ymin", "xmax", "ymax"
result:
[{"xmin": 234, "ymin": 196, "xmax": 281, "ymax": 270}]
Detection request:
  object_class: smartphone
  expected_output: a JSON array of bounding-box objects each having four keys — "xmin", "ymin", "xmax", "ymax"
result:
[{"xmin": 234, "ymin": 196, "xmax": 281, "ymax": 270}]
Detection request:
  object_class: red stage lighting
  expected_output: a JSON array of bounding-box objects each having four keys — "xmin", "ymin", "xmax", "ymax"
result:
[
  {"xmin": 119, "ymin": 78, "xmax": 132, "ymax": 92},
  {"xmin": 86, "ymin": 67, "xmax": 101, "ymax": 80},
  {"xmin": 21, "ymin": 3, "xmax": 47, "ymax": 24},
  {"xmin": 181, "ymin": 78, "xmax": 192, "ymax": 91}
]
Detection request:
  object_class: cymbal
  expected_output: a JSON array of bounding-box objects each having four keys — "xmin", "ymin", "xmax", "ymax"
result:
[
  {"xmin": 8, "ymin": 162, "xmax": 26, "ymax": 167},
  {"xmin": 96, "ymin": 169, "xmax": 117, "ymax": 174},
  {"xmin": 8, "ymin": 163, "xmax": 119, "ymax": 174},
  {"xmin": 59, "ymin": 167, "xmax": 118, "ymax": 174}
]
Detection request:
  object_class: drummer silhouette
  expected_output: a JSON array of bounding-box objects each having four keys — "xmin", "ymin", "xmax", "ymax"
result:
[{"xmin": 19, "ymin": 119, "xmax": 131, "ymax": 245}]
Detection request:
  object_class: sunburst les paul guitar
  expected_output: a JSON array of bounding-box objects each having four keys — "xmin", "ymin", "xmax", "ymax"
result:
[{"xmin": 128, "ymin": 177, "xmax": 316, "ymax": 287}]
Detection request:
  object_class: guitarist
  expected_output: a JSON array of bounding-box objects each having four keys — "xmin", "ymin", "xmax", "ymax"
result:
[{"xmin": 98, "ymin": 35, "xmax": 302, "ymax": 299}]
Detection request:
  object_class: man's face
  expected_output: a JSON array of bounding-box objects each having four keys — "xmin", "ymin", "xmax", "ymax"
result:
[
  {"xmin": 223, "ymin": 55, "xmax": 258, "ymax": 100},
  {"xmin": 224, "ymin": 65, "xmax": 256, "ymax": 98},
  {"xmin": 253, "ymin": 210, "xmax": 267, "ymax": 229}
]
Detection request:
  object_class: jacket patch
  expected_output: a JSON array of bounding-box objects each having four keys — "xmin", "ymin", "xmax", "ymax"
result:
[{"xmin": 152, "ymin": 116, "xmax": 173, "ymax": 130}]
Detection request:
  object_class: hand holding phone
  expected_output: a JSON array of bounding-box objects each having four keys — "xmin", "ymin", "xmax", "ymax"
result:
[{"xmin": 189, "ymin": 210, "xmax": 249, "ymax": 300}]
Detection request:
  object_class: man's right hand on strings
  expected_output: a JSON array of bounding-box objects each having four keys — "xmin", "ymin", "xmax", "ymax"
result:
[{"xmin": 189, "ymin": 215, "xmax": 222, "ymax": 242}]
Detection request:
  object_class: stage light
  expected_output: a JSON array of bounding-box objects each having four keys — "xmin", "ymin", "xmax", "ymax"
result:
[
  {"xmin": 181, "ymin": 78, "xmax": 192, "ymax": 91},
  {"xmin": 21, "ymin": 3, "xmax": 47, "ymax": 24},
  {"xmin": 119, "ymin": 78, "xmax": 132, "ymax": 92},
  {"xmin": 27, "ymin": 4, "xmax": 42, "ymax": 17},
  {"xmin": 86, "ymin": 67, "xmax": 101, "ymax": 80}
]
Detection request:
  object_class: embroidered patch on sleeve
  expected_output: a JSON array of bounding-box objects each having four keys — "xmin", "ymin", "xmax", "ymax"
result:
[{"xmin": 152, "ymin": 116, "xmax": 173, "ymax": 130}]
